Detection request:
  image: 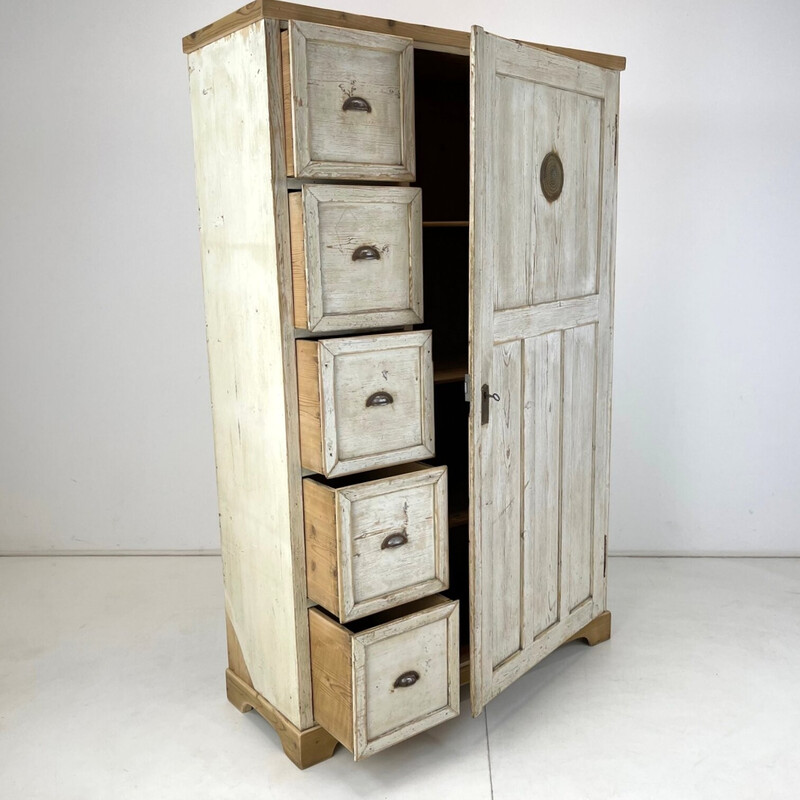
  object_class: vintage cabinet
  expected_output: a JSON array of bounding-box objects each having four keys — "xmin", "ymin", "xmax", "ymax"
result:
[{"xmin": 185, "ymin": 0, "xmax": 625, "ymax": 768}]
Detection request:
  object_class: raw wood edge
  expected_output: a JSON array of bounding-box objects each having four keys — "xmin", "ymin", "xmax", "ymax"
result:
[
  {"xmin": 225, "ymin": 611, "xmax": 254, "ymax": 686},
  {"xmin": 281, "ymin": 29, "xmax": 295, "ymax": 176},
  {"xmin": 288, "ymin": 190, "xmax": 307, "ymax": 327},
  {"xmin": 225, "ymin": 669, "xmax": 339, "ymax": 768},
  {"xmin": 183, "ymin": 1, "xmax": 626, "ymax": 72},
  {"xmin": 303, "ymin": 478, "xmax": 340, "ymax": 617},
  {"xmin": 296, "ymin": 339, "xmax": 324, "ymax": 474},
  {"xmin": 308, "ymin": 608, "xmax": 355, "ymax": 752},
  {"xmin": 565, "ymin": 610, "xmax": 612, "ymax": 646}
]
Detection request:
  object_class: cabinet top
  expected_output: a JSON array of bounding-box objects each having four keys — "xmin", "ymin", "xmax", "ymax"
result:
[{"xmin": 182, "ymin": 0, "xmax": 626, "ymax": 71}]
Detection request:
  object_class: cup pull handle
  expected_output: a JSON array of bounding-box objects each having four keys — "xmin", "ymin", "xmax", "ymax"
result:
[
  {"xmin": 381, "ymin": 531, "xmax": 408, "ymax": 550},
  {"xmin": 393, "ymin": 670, "xmax": 420, "ymax": 689},
  {"xmin": 366, "ymin": 391, "xmax": 393, "ymax": 408},
  {"xmin": 342, "ymin": 96, "xmax": 371, "ymax": 112},
  {"xmin": 352, "ymin": 245, "xmax": 381, "ymax": 262}
]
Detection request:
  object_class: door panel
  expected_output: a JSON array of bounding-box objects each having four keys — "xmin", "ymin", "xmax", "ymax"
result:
[{"xmin": 469, "ymin": 27, "xmax": 619, "ymax": 714}]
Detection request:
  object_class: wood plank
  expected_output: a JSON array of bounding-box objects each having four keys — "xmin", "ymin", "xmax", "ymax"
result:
[
  {"xmin": 493, "ymin": 294, "xmax": 599, "ymax": 344},
  {"xmin": 493, "ymin": 73, "xmax": 535, "ymax": 312},
  {"xmin": 225, "ymin": 610, "xmax": 254, "ymax": 685},
  {"xmin": 302, "ymin": 478, "xmax": 340, "ymax": 617},
  {"xmin": 308, "ymin": 609, "xmax": 355, "ymax": 752},
  {"xmin": 490, "ymin": 339, "xmax": 522, "ymax": 667},
  {"xmin": 188, "ymin": 19, "xmax": 313, "ymax": 730},
  {"xmin": 281, "ymin": 30, "xmax": 295, "ymax": 176},
  {"xmin": 422, "ymin": 220, "xmax": 469, "ymax": 228},
  {"xmin": 521, "ymin": 332, "xmax": 561, "ymax": 645},
  {"xmin": 182, "ymin": 1, "xmax": 627, "ymax": 72},
  {"xmin": 288, "ymin": 190, "xmax": 307, "ymax": 328},
  {"xmin": 296, "ymin": 339, "xmax": 324, "ymax": 474},
  {"xmin": 561, "ymin": 324, "xmax": 597, "ymax": 613}
]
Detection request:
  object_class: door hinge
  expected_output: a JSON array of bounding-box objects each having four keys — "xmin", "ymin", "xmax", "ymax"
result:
[
  {"xmin": 481, "ymin": 384, "xmax": 500, "ymax": 425},
  {"xmin": 464, "ymin": 374, "xmax": 472, "ymax": 404},
  {"xmin": 614, "ymin": 114, "xmax": 619, "ymax": 167}
]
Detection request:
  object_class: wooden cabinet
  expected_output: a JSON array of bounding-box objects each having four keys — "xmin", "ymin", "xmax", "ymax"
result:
[{"xmin": 185, "ymin": 0, "xmax": 624, "ymax": 769}]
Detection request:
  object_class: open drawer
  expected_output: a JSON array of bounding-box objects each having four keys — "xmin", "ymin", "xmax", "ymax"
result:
[
  {"xmin": 289, "ymin": 185, "xmax": 423, "ymax": 333},
  {"xmin": 304, "ymin": 463, "xmax": 448, "ymax": 622},
  {"xmin": 308, "ymin": 595, "xmax": 459, "ymax": 760},
  {"xmin": 282, "ymin": 21, "xmax": 415, "ymax": 180},
  {"xmin": 296, "ymin": 331, "xmax": 435, "ymax": 477}
]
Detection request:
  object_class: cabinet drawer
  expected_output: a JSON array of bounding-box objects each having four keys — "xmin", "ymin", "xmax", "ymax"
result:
[
  {"xmin": 308, "ymin": 596, "xmax": 459, "ymax": 760},
  {"xmin": 304, "ymin": 464, "xmax": 448, "ymax": 622},
  {"xmin": 282, "ymin": 21, "xmax": 415, "ymax": 181},
  {"xmin": 297, "ymin": 331, "xmax": 435, "ymax": 477},
  {"xmin": 289, "ymin": 185, "xmax": 423, "ymax": 333}
]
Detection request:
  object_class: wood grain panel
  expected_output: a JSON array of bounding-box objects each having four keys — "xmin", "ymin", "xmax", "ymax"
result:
[
  {"xmin": 296, "ymin": 339, "xmax": 324, "ymax": 474},
  {"xmin": 522, "ymin": 332, "xmax": 562, "ymax": 643},
  {"xmin": 490, "ymin": 340, "xmax": 522, "ymax": 667},
  {"xmin": 288, "ymin": 190, "xmax": 307, "ymax": 328},
  {"xmin": 561, "ymin": 324, "xmax": 597, "ymax": 613},
  {"xmin": 302, "ymin": 478, "xmax": 339, "ymax": 616},
  {"xmin": 308, "ymin": 608, "xmax": 354, "ymax": 751}
]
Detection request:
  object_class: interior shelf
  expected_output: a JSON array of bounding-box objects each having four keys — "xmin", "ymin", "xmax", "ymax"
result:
[
  {"xmin": 433, "ymin": 362, "xmax": 467, "ymax": 385},
  {"xmin": 422, "ymin": 221, "xmax": 469, "ymax": 228}
]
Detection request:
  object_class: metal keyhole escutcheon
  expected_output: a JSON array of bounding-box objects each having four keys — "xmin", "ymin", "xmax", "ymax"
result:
[{"xmin": 540, "ymin": 152, "xmax": 564, "ymax": 202}]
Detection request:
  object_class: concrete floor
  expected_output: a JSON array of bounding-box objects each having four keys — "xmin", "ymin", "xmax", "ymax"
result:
[{"xmin": 1, "ymin": 556, "xmax": 798, "ymax": 799}]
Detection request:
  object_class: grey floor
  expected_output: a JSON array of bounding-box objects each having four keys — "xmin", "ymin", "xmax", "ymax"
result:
[{"xmin": 1, "ymin": 556, "xmax": 798, "ymax": 799}]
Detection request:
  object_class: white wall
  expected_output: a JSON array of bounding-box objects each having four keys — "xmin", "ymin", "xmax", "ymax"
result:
[{"xmin": 1, "ymin": 0, "xmax": 798, "ymax": 554}]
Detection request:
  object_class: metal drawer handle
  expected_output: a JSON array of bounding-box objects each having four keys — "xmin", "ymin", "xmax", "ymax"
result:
[
  {"xmin": 381, "ymin": 531, "xmax": 408, "ymax": 550},
  {"xmin": 366, "ymin": 391, "xmax": 393, "ymax": 407},
  {"xmin": 352, "ymin": 245, "xmax": 381, "ymax": 262},
  {"xmin": 342, "ymin": 96, "xmax": 371, "ymax": 113},
  {"xmin": 393, "ymin": 670, "xmax": 420, "ymax": 689}
]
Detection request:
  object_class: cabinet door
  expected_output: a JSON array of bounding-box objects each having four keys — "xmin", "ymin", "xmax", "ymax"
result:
[{"xmin": 468, "ymin": 27, "xmax": 620, "ymax": 715}]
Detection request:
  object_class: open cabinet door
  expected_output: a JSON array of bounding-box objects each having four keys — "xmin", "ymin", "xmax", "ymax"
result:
[{"xmin": 468, "ymin": 27, "xmax": 620, "ymax": 715}]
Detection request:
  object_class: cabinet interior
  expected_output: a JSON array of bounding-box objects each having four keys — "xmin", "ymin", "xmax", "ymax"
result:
[{"xmin": 412, "ymin": 47, "xmax": 471, "ymax": 648}]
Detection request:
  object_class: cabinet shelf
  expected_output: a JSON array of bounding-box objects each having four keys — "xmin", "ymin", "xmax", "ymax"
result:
[
  {"xmin": 433, "ymin": 362, "xmax": 467, "ymax": 384},
  {"xmin": 422, "ymin": 221, "xmax": 469, "ymax": 228}
]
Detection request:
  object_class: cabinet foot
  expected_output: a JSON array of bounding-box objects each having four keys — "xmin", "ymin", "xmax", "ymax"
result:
[
  {"xmin": 225, "ymin": 669, "xmax": 338, "ymax": 769},
  {"xmin": 567, "ymin": 610, "xmax": 611, "ymax": 646}
]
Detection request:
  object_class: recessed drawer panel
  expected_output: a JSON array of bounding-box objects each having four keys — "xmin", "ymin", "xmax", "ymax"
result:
[
  {"xmin": 308, "ymin": 596, "xmax": 459, "ymax": 760},
  {"xmin": 289, "ymin": 185, "xmax": 423, "ymax": 333},
  {"xmin": 304, "ymin": 463, "xmax": 448, "ymax": 622},
  {"xmin": 283, "ymin": 21, "xmax": 415, "ymax": 180},
  {"xmin": 296, "ymin": 331, "xmax": 435, "ymax": 477}
]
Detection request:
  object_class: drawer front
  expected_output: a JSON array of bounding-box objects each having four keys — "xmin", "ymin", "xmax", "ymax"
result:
[
  {"xmin": 344, "ymin": 466, "xmax": 447, "ymax": 617},
  {"xmin": 353, "ymin": 598, "xmax": 459, "ymax": 759},
  {"xmin": 304, "ymin": 465, "xmax": 448, "ymax": 622},
  {"xmin": 297, "ymin": 331, "xmax": 435, "ymax": 477},
  {"xmin": 290, "ymin": 185, "xmax": 423, "ymax": 333},
  {"xmin": 308, "ymin": 597, "xmax": 459, "ymax": 760},
  {"xmin": 286, "ymin": 21, "xmax": 415, "ymax": 181}
]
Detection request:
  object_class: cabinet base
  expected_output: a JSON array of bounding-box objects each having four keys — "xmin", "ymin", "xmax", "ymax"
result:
[
  {"xmin": 566, "ymin": 609, "xmax": 612, "ymax": 646},
  {"xmin": 225, "ymin": 669, "xmax": 339, "ymax": 769}
]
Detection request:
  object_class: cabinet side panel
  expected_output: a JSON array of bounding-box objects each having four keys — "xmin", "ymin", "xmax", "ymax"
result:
[{"xmin": 188, "ymin": 21, "xmax": 312, "ymax": 729}]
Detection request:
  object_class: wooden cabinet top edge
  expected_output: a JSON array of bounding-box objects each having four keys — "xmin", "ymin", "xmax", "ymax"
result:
[{"xmin": 182, "ymin": 0, "xmax": 626, "ymax": 72}]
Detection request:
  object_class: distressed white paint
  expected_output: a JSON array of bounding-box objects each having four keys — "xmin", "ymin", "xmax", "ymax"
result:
[
  {"xmin": 287, "ymin": 21, "xmax": 416, "ymax": 180},
  {"xmin": 352, "ymin": 597, "xmax": 459, "ymax": 759},
  {"xmin": 188, "ymin": 21, "xmax": 313, "ymax": 730},
  {"xmin": 469, "ymin": 26, "xmax": 619, "ymax": 714},
  {"xmin": 339, "ymin": 465, "xmax": 448, "ymax": 620},
  {"xmin": 300, "ymin": 184, "xmax": 423, "ymax": 332}
]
